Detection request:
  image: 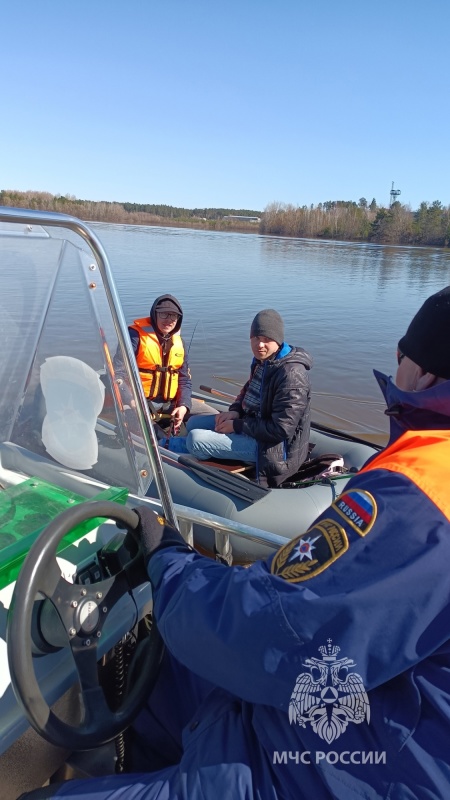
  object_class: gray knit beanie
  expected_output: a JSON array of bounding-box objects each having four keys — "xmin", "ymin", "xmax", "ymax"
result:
[{"xmin": 250, "ymin": 309, "xmax": 284, "ymax": 345}]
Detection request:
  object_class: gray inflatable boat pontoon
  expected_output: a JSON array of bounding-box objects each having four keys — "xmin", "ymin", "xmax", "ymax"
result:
[{"xmin": 148, "ymin": 422, "xmax": 378, "ymax": 562}]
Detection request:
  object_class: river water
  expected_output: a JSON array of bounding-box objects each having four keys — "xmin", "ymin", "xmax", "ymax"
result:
[{"xmin": 91, "ymin": 222, "xmax": 450, "ymax": 443}]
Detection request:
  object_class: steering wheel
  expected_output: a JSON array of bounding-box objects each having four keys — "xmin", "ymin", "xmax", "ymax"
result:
[{"xmin": 6, "ymin": 500, "xmax": 164, "ymax": 750}]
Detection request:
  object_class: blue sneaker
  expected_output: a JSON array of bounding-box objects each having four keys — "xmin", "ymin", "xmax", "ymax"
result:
[{"xmin": 168, "ymin": 436, "xmax": 190, "ymax": 454}]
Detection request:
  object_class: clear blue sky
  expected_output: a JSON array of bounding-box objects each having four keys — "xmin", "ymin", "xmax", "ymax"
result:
[{"xmin": 2, "ymin": 0, "xmax": 449, "ymax": 212}]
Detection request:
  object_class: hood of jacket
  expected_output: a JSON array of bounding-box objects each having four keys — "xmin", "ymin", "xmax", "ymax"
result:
[
  {"xmin": 149, "ymin": 294, "xmax": 183, "ymax": 339},
  {"xmin": 374, "ymin": 369, "xmax": 450, "ymax": 444}
]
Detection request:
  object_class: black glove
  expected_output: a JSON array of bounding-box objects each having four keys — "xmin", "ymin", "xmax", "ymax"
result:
[{"xmin": 133, "ymin": 505, "xmax": 188, "ymax": 563}]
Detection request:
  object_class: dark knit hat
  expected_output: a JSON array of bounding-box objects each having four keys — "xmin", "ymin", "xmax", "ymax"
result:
[
  {"xmin": 250, "ymin": 309, "xmax": 284, "ymax": 345},
  {"xmin": 398, "ymin": 286, "xmax": 450, "ymax": 379}
]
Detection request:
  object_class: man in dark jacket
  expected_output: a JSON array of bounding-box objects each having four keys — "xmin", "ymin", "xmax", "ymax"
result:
[{"xmin": 186, "ymin": 309, "xmax": 313, "ymax": 486}]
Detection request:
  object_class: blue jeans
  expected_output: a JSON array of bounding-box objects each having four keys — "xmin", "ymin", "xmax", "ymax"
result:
[{"xmin": 185, "ymin": 414, "xmax": 257, "ymax": 463}]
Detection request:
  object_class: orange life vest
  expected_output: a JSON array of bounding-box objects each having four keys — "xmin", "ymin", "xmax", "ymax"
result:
[
  {"xmin": 129, "ymin": 318, "xmax": 185, "ymax": 401},
  {"xmin": 359, "ymin": 429, "xmax": 450, "ymax": 521}
]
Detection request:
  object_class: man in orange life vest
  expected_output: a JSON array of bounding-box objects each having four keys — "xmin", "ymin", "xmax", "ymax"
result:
[{"xmin": 127, "ymin": 294, "xmax": 216, "ymax": 434}]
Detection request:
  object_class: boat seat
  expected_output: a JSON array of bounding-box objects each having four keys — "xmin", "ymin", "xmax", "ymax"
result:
[
  {"xmin": 192, "ymin": 458, "xmax": 254, "ymax": 475},
  {"xmin": 177, "ymin": 456, "xmax": 268, "ymax": 503}
]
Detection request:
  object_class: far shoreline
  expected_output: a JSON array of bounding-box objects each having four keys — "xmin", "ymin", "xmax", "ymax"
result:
[{"xmin": 2, "ymin": 190, "xmax": 449, "ymax": 249}]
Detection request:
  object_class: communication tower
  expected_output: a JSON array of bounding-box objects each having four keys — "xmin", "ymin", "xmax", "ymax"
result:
[{"xmin": 389, "ymin": 181, "xmax": 401, "ymax": 206}]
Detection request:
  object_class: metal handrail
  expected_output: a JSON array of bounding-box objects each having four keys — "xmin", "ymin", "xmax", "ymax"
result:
[
  {"xmin": 141, "ymin": 495, "xmax": 290, "ymax": 562},
  {"xmin": 0, "ymin": 207, "xmax": 295, "ymax": 563}
]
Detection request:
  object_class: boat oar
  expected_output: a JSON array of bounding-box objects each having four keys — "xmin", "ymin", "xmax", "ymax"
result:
[
  {"xmin": 199, "ymin": 385, "xmax": 236, "ymax": 402},
  {"xmin": 212, "ymin": 375, "xmax": 243, "ymax": 388}
]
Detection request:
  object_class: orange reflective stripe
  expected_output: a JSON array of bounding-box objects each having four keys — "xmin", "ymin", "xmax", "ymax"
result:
[{"xmin": 360, "ymin": 430, "xmax": 450, "ymax": 521}]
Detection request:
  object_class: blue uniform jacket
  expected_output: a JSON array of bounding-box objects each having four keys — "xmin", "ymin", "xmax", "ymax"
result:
[
  {"xmin": 48, "ymin": 374, "xmax": 450, "ymax": 800},
  {"xmin": 145, "ymin": 372, "xmax": 450, "ymax": 799}
]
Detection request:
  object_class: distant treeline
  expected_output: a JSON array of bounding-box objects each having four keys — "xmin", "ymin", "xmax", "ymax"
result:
[
  {"xmin": 1, "ymin": 190, "xmax": 449, "ymax": 247},
  {"xmin": 121, "ymin": 202, "xmax": 261, "ymax": 220},
  {"xmin": 0, "ymin": 191, "xmax": 261, "ymax": 232},
  {"xmin": 261, "ymin": 199, "xmax": 450, "ymax": 247}
]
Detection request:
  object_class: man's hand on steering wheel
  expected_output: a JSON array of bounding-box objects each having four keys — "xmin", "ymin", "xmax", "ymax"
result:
[{"xmin": 133, "ymin": 506, "xmax": 190, "ymax": 564}]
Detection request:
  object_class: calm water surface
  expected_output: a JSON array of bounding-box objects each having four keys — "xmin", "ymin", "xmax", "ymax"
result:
[{"xmin": 91, "ymin": 223, "xmax": 450, "ymax": 441}]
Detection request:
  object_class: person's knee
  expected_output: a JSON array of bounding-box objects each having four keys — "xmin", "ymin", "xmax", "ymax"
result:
[
  {"xmin": 186, "ymin": 430, "xmax": 201, "ymax": 457},
  {"xmin": 186, "ymin": 430, "xmax": 210, "ymax": 459}
]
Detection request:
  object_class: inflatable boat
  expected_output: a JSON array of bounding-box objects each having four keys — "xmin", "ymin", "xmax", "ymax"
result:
[
  {"xmin": 0, "ymin": 207, "xmax": 381, "ymax": 798},
  {"xmin": 149, "ymin": 392, "xmax": 378, "ymax": 561}
]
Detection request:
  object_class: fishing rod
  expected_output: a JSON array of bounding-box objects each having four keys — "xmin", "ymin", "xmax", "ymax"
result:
[
  {"xmin": 207, "ymin": 376, "xmax": 385, "ymax": 433},
  {"xmin": 187, "ymin": 320, "xmax": 200, "ymax": 354},
  {"xmin": 197, "ymin": 385, "xmax": 384, "ymax": 449},
  {"xmin": 212, "ymin": 375, "xmax": 384, "ymax": 406}
]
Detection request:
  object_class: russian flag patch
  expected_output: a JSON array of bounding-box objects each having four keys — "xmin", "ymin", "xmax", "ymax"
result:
[{"xmin": 333, "ymin": 489, "xmax": 377, "ymax": 536}]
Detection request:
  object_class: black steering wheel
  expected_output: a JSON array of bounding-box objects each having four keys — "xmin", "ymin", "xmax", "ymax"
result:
[{"xmin": 6, "ymin": 500, "xmax": 164, "ymax": 750}]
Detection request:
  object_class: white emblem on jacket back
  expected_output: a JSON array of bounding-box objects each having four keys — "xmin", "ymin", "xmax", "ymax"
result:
[{"xmin": 289, "ymin": 640, "xmax": 370, "ymax": 744}]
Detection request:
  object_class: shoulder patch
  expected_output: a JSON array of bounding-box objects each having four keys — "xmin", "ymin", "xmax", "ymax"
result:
[
  {"xmin": 271, "ymin": 519, "xmax": 348, "ymax": 582},
  {"xmin": 332, "ymin": 489, "xmax": 377, "ymax": 536}
]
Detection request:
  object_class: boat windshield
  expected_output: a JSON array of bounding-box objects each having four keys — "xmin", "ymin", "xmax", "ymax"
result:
[{"xmin": 0, "ymin": 215, "xmax": 153, "ymax": 496}]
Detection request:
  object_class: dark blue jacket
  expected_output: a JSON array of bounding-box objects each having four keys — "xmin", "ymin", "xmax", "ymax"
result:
[
  {"xmin": 49, "ymin": 375, "xmax": 450, "ymax": 800},
  {"xmin": 145, "ymin": 372, "xmax": 450, "ymax": 798}
]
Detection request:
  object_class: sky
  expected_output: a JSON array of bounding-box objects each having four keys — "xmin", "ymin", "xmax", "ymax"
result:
[{"xmin": 2, "ymin": 0, "xmax": 449, "ymax": 213}]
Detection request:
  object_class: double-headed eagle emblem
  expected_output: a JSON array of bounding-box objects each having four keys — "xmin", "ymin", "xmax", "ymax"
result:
[{"xmin": 289, "ymin": 640, "xmax": 370, "ymax": 744}]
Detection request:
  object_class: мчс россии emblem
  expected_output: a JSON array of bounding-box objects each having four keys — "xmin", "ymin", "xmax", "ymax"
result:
[{"xmin": 289, "ymin": 640, "xmax": 370, "ymax": 744}]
